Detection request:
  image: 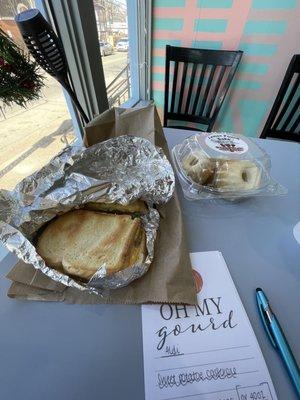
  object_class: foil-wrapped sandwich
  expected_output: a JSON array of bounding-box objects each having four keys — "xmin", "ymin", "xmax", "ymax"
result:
[
  {"xmin": 36, "ymin": 201, "xmax": 147, "ymax": 281},
  {"xmin": 0, "ymin": 136, "xmax": 175, "ymax": 295}
]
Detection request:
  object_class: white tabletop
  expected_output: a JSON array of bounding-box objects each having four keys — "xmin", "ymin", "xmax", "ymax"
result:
[{"xmin": 0, "ymin": 129, "xmax": 299, "ymax": 400}]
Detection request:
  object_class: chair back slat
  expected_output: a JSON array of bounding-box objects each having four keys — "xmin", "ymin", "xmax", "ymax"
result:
[
  {"xmin": 273, "ymin": 74, "xmax": 300, "ymax": 130},
  {"xmin": 178, "ymin": 62, "xmax": 188, "ymax": 113},
  {"xmin": 290, "ymin": 112, "xmax": 300, "ymax": 132},
  {"xmin": 261, "ymin": 54, "xmax": 300, "ymax": 142},
  {"xmin": 164, "ymin": 45, "xmax": 242, "ymax": 131},
  {"xmin": 191, "ymin": 64, "xmax": 206, "ymax": 115},
  {"xmin": 199, "ymin": 65, "xmax": 216, "ymax": 116},
  {"xmin": 281, "ymin": 94, "xmax": 300, "ymax": 131},
  {"xmin": 170, "ymin": 61, "xmax": 178, "ymax": 113},
  {"xmin": 184, "ymin": 63, "xmax": 197, "ymax": 114},
  {"xmin": 205, "ymin": 66, "xmax": 226, "ymax": 118}
]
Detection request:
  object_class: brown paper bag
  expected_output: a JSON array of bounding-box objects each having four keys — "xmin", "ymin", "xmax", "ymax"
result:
[
  {"xmin": 7, "ymin": 282, "xmax": 65, "ymax": 302},
  {"xmin": 7, "ymin": 104, "xmax": 197, "ymax": 305}
]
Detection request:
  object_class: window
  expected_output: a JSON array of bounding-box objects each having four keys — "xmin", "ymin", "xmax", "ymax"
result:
[
  {"xmin": 93, "ymin": 0, "xmax": 131, "ymax": 106},
  {"xmin": 0, "ymin": 0, "xmax": 151, "ymax": 260},
  {"xmin": 0, "ymin": 0, "xmax": 151, "ymax": 189},
  {"xmin": 92, "ymin": 0, "xmax": 152, "ymax": 107},
  {"xmin": 45, "ymin": 0, "xmax": 151, "ymax": 116},
  {"xmin": 0, "ymin": 0, "xmax": 78, "ymax": 190}
]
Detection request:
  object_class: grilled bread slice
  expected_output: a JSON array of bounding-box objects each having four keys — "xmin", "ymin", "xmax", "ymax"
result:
[
  {"xmin": 36, "ymin": 210, "xmax": 146, "ymax": 280},
  {"xmin": 84, "ymin": 200, "xmax": 147, "ymax": 214}
]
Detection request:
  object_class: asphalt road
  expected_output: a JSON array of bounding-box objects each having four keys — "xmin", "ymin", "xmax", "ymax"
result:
[{"xmin": 0, "ymin": 52, "xmax": 128, "ymax": 190}]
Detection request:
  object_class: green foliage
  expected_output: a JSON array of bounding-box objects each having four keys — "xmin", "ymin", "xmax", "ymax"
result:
[{"xmin": 0, "ymin": 27, "xmax": 44, "ymax": 107}]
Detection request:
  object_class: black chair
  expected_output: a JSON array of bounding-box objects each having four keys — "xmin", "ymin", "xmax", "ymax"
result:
[
  {"xmin": 163, "ymin": 45, "xmax": 243, "ymax": 131},
  {"xmin": 260, "ymin": 55, "xmax": 300, "ymax": 142}
]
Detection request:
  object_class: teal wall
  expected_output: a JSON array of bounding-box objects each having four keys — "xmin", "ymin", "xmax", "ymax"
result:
[{"xmin": 152, "ymin": 0, "xmax": 300, "ymax": 136}]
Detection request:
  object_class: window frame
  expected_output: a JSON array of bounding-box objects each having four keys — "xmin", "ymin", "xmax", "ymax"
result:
[
  {"xmin": 42, "ymin": 0, "xmax": 151, "ymax": 113},
  {"xmin": 42, "ymin": 0, "xmax": 109, "ymax": 122},
  {"xmin": 122, "ymin": 0, "xmax": 152, "ymax": 107},
  {"xmin": 137, "ymin": 0, "xmax": 152, "ymax": 101}
]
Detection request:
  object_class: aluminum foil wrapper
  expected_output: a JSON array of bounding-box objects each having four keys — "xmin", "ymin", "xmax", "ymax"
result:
[{"xmin": 0, "ymin": 135, "xmax": 175, "ymax": 295}]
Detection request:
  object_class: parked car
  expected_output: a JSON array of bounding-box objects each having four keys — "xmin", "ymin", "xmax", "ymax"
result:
[
  {"xmin": 99, "ymin": 42, "xmax": 113, "ymax": 56},
  {"xmin": 116, "ymin": 39, "xmax": 129, "ymax": 52}
]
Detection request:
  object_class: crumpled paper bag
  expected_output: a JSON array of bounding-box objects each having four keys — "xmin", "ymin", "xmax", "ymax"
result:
[{"xmin": 6, "ymin": 104, "xmax": 197, "ymax": 305}]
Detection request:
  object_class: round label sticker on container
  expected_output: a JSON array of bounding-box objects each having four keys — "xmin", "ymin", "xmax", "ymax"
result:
[{"xmin": 205, "ymin": 133, "xmax": 249, "ymax": 154}]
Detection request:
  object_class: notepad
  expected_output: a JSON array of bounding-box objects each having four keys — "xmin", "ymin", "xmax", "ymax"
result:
[{"xmin": 142, "ymin": 251, "xmax": 277, "ymax": 400}]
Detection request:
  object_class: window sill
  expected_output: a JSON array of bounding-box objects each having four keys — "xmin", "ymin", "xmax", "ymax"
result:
[{"xmin": 120, "ymin": 97, "xmax": 140, "ymax": 108}]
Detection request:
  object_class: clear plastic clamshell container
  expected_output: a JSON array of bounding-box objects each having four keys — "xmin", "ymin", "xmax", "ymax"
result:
[{"xmin": 172, "ymin": 132, "xmax": 286, "ymax": 201}]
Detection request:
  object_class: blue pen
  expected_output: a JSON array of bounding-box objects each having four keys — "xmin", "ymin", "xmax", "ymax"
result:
[{"xmin": 256, "ymin": 288, "xmax": 300, "ymax": 398}]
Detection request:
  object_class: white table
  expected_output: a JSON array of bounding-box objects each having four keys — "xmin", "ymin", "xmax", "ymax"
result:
[{"xmin": 0, "ymin": 129, "xmax": 299, "ymax": 400}]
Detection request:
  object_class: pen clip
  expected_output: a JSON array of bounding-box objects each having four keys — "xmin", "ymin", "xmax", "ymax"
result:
[{"xmin": 257, "ymin": 300, "xmax": 277, "ymax": 349}]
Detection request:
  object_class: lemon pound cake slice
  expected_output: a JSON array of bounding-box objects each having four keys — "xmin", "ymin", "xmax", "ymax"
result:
[
  {"xmin": 214, "ymin": 160, "xmax": 261, "ymax": 191},
  {"xmin": 182, "ymin": 150, "xmax": 215, "ymax": 185}
]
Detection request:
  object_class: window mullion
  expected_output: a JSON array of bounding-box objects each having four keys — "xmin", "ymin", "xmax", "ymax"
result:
[{"xmin": 137, "ymin": 0, "xmax": 152, "ymax": 101}]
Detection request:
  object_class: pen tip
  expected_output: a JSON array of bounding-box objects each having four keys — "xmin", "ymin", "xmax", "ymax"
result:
[{"xmin": 256, "ymin": 287, "xmax": 262, "ymax": 292}]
